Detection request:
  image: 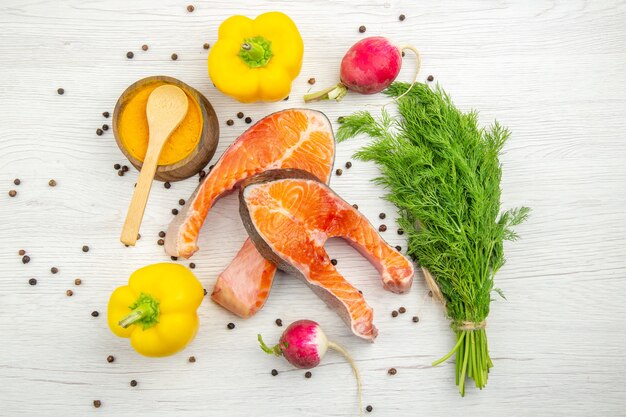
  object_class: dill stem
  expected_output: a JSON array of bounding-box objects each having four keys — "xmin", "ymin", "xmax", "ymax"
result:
[
  {"xmin": 459, "ymin": 331, "xmax": 471, "ymax": 396},
  {"xmin": 432, "ymin": 330, "xmax": 466, "ymax": 367}
]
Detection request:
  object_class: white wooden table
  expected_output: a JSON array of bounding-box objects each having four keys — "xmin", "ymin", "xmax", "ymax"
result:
[{"xmin": 1, "ymin": 1, "xmax": 625, "ymax": 416}]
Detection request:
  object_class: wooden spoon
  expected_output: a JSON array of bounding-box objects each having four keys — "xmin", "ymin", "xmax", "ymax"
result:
[{"xmin": 120, "ymin": 85, "xmax": 188, "ymax": 246}]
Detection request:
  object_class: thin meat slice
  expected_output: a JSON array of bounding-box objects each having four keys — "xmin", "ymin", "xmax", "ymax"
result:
[
  {"xmin": 164, "ymin": 109, "xmax": 335, "ymax": 318},
  {"xmin": 211, "ymin": 239, "xmax": 277, "ymax": 318},
  {"xmin": 239, "ymin": 169, "xmax": 414, "ymax": 341}
]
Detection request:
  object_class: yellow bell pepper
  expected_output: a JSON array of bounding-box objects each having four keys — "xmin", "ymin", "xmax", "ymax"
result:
[
  {"xmin": 208, "ymin": 11, "xmax": 304, "ymax": 103},
  {"xmin": 107, "ymin": 263, "xmax": 204, "ymax": 357}
]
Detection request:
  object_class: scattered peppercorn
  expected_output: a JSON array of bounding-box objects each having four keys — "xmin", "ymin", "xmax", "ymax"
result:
[
  {"xmin": 227, "ymin": 322, "xmax": 235, "ymax": 329},
  {"xmin": 82, "ymin": 245, "xmax": 89, "ymax": 252},
  {"xmin": 186, "ymin": 4, "xmax": 194, "ymax": 12},
  {"xmin": 427, "ymin": 75, "xmax": 434, "ymax": 82},
  {"xmin": 391, "ymin": 310, "xmax": 398, "ymax": 317},
  {"xmin": 245, "ymin": 117, "xmax": 252, "ymax": 124},
  {"xmin": 8, "ymin": 190, "xmax": 16, "ymax": 197},
  {"xmin": 352, "ymin": 204, "xmax": 359, "ymax": 209},
  {"xmin": 379, "ymin": 224, "xmax": 387, "ymax": 232},
  {"xmin": 199, "ymin": 170, "xmax": 206, "ymax": 178},
  {"xmin": 51, "ymin": 267, "xmax": 58, "ymax": 274},
  {"xmin": 164, "ymin": 182, "xmax": 171, "ymax": 189},
  {"xmin": 388, "ymin": 367, "xmax": 397, "ymax": 375},
  {"xmin": 399, "ymin": 14, "xmax": 406, "ymax": 21},
  {"xmin": 171, "ymin": 256, "xmax": 178, "ymax": 261},
  {"xmin": 335, "ymin": 168, "xmax": 343, "ymax": 176},
  {"xmin": 395, "ymin": 245, "xmax": 401, "ymax": 251},
  {"xmin": 102, "ymin": 124, "xmax": 109, "ymax": 131},
  {"xmin": 283, "ymin": 96, "xmax": 289, "ymax": 101},
  {"xmin": 117, "ymin": 170, "xmax": 124, "ymax": 177},
  {"xmin": 48, "ymin": 179, "xmax": 57, "ymax": 187},
  {"xmin": 172, "ymin": 208, "xmax": 179, "ymax": 215},
  {"xmin": 179, "ymin": 198, "xmax": 185, "ymax": 206},
  {"xmin": 159, "ymin": 231, "xmax": 166, "ymax": 238},
  {"xmin": 93, "ymin": 400, "xmax": 101, "ymax": 408},
  {"xmin": 189, "ymin": 262, "xmax": 196, "ymax": 269},
  {"xmin": 305, "ymin": 371, "xmax": 312, "ymax": 378},
  {"xmin": 29, "ymin": 278, "xmax": 37, "ymax": 286},
  {"xmin": 237, "ymin": 112, "xmax": 244, "ymax": 119},
  {"xmin": 366, "ymin": 405, "xmax": 373, "ymax": 412},
  {"xmin": 188, "ymin": 356, "xmax": 196, "ymax": 363},
  {"xmin": 22, "ymin": 255, "xmax": 30, "ymax": 264},
  {"xmin": 157, "ymin": 239, "xmax": 164, "ymax": 246},
  {"xmin": 337, "ymin": 116, "xmax": 345, "ymax": 123},
  {"xmin": 141, "ymin": 44, "xmax": 148, "ymax": 51},
  {"xmin": 91, "ymin": 311, "xmax": 99, "ymax": 317},
  {"xmin": 66, "ymin": 289, "xmax": 73, "ymax": 296},
  {"xmin": 130, "ymin": 379, "xmax": 137, "ymax": 387},
  {"xmin": 271, "ymin": 369, "xmax": 278, "ymax": 376},
  {"xmin": 397, "ymin": 228, "xmax": 404, "ymax": 235},
  {"xmin": 379, "ymin": 212, "xmax": 386, "ymax": 219},
  {"xmin": 114, "ymin": 163, "xmax": 121, "ymax": 170},
  {"xmin": 359, "ymin": 25, "xmax": 366, "ymax": 33},
  {"xmin": 275, "ymin": 318, "xmax": 283, "ymax": 327},
  {"xmin": 136, "ymin": 233, "xmax": 141, "ymax": 240},
  {"xmin": 345, "ymin": 161, "xmax": 352, "ymax": 169},
  {"xmin": 171, "ymin": 53, "xmax": 178, "ymax": 60},
  {"xmin": 57, "ymin": 88, "xmax": 64, "ymax": 95},
  {"xmin": 96, "ymin": 128, "xmax": 103, "ymax": 136},
  {"xmin": 401, "ymin": 51, "xmax": 405, "ymax": 57},
  {"xmin": 103, "ymin": 111, "xmax": 110, "ymax": 118},
  {"xmin": 18, "ymin": 249, "xmax": 25, "ymax": 256},
  {"xmin": 330, "ymin": 259, "xmax": 338, "ymax": 266},
  {"xmin": 122, "ymin": 165, "xmax": 129, "ymax": 172},
  {"xmin": 126, "ymin": 51, "xmax": 134, "ymax": 59},
  {"xmin": 308, "ymin": 78, "xmax": 316, "ymax": 85},
  {"xmin": 428, "ymin": 290, "xmax": 433, "ymax": 297},
  {"xmin": 203, "ymin": 288, "xmax": 207, "ymax": 296},
  {"xmin": 399, "ymin": 306, "xmax": 406, "ymax": 314},
  {"xmin": 107, "ymin": 355, "xmax": 114, "ymax": 363},
  {"xmin": 226, "ymin": 119, "xmax": 234, "ymax": 126},
  {"xmin": 203, "ymin": 43, "xmax": 210, "ymax": 50},
  {"xmin": 13, "ymin": 178, "xmax": 20, "ymax": 185},
  {"xmin": 74, "ymin": 278, "xmax": 82, "ymax": 286},
  {"xmin": 412, "ymin": 316, "xmax": 419, "ymax": 323}
]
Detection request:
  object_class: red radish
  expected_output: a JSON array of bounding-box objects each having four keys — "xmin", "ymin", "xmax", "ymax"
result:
[
  {"xmin": 304, "ymin": 36, "xmax": 421, "ymax": 102},
  {"xmin": 258, "ymin": 320, "xmax": 363, "ymax": 416}
]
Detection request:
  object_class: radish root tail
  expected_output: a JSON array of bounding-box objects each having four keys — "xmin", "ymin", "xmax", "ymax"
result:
[
  {"xmin": 328, "ymin": 341, "xmax": 363, "ymax": 417},
  {"xmin": 395, "ymin": 44, "xmax": 422, "ymax": 101}
]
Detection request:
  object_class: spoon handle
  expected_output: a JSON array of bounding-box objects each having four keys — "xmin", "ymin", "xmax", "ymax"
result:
[{"xmin": 120, "ymin": 145, "xmax": 160, "ymax": 246}]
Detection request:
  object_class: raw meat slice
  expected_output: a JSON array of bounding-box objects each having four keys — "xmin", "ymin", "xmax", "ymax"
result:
[
  {"xmin": 239, "ymin": 169, "xmax": 415, "ymax": 341},
  {"xmin": 164, "ymin": 109, "xmax": 335, "ymax": 318}
]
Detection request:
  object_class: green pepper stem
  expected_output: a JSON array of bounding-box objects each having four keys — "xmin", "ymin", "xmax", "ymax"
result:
[
  {"xmin": 118, "ymin": 292, "xmax": 160, "ymax": 330},
  {"xmin": 257, "ymin": 334, "xmax": 283, "ymax": 357},
  {"xmin": 239, "ymin": 36, "xmax": 273, "ymax": 68}
]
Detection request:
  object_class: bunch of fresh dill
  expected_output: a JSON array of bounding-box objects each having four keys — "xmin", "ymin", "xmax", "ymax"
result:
[{"xmin": 337, "ymin": 82, "xmax": 529, "ymax": 395}]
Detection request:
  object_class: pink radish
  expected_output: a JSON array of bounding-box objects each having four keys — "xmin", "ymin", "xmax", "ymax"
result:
[
  {"xmin": 304, "ymin": 36, "xmax": 421, "ymax": 102},
  {"xmin": 258, "ymin": 319, "xmax": 363, "ymax": 416}
]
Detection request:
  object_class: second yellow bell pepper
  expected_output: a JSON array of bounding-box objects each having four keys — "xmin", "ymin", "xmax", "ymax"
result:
[
  {"xmin": 108, "ymin": 263, "xmax": 204, "ymax": 357},
  {"xmin": 208, "ymin": 11, "xmax": 304, "ymax": 103}
]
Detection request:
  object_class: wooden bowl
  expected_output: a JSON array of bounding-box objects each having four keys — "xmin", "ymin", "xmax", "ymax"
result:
[{"xmin": 112, "ymin": 76, "xmax": 219, "ymax": 182}]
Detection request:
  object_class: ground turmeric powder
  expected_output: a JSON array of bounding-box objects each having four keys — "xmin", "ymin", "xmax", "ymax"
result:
[{"xmin": 118, "ymin": 83, "xmax": 202, "ymax": 165}]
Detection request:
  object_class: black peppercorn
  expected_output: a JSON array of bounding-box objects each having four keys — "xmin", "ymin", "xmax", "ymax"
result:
[
  {"xmin": 366, "ymin": 405, "xmax": 373, "ymax": 412},
  {"xmin": 107, "ymin": 355, "xmax": 114, "ymax": 363},
  {"xmin": 179, "ymin": 198, "xmax": 185, "ymax": 206},
  {"xmin": 171, "ymin": 53, "xmax": 178, "ymax": 60},
  {"xmin": 237, "ymin": 112, "xmax": 244, "ymax": 119},
  {"xmin": 96, "ymin": 128, "xmax": 103, "ymax": 136},
  {"xmin": 130, "ymin": 379, "xmax": 137, "ymax": 387},
  {"xmin": 114, "ymin": 163, "xmax": 121, "ymax": 170},
  {"xmin": 75, "ymin": 278, "xmax": 82, "ymax": 286},
  {"xmin": 159, "ymin": 231, "xmax": 166, "ymax": 238},
  {"xmin": 187, "ymin": 4, "xmax": 194, "ymax": 12},
  {"xmin": 330, "ymin": 259, "xmax": 337, "ymax": 266},
  {"xmin": 8, "ymin": 190, "xmax": 16, "ymax": 197},
  {"xmin": 189, "ymin": 262, "xmax": 196, "ymax": 269},
  {"xmin": 352, "ymin": 204, "xmax": 359, "ymax": 209},
  {"xmin": 337, "ymin": 116, "xmax": 345, "ymax": 123},
  {"xmin": 345, "ymin": 161, "xmax": 352, "ymax": 169},
  {"xmin": 92, "ymin": 311, "xmax": 99, "ymax": 317},
  {"xmin": 203, "ymin": 288, "xmax": 207, "ymax": 296},
  {"xmin": 275, "ymin": 318, "xmax": 283, "ymax": 327},
  {"xmin": 171, "ymin": 256, "xmax": 178, "ymax": 261},
  {"xmin": 29, "ymin": 278, "xmax": 37, "ymax": 286},
  {"xmin": 399, "ymin": 14, "xmax": 406, "ymax": 21},
  {"xmin": 359, "ymin": 25, "xmax": 366, "ymax": 33},
  {"xmin": 82, "ymin": 245, "xmax": 89, "ymax": 252},
  {"xmin": 388, "ymin": 367, "xmax": 397, "ymax": 375},
  {"xmin": 126, "ymin": 51, "xmax": 134, "ymax": 59},
  {"xmin": 227, "ymin": 322, "xmax": 235, "ymax": 329},
  {"xmin": 203, "ymin": 43, "xmax": 210, "ymax": 50},
  {"xmin": 399, "ymin": 306, "xmax": 406, "ymax": 314},
  {"xmin": 157, "ymin": 239, "xmax": 164, "ymax": 246},
  {"xmin": 172, "ymin": 208, "xmax": 178, "ymax": 215},
  {"xmin": 117, "ymin": 170, "xmax": 124, "ymax": 177},
  {"xmin": 412, "ymin": 316, "xmax": 419, "ymax": 323},
  {"xmin": 379, "ymin": 213, "xmax": 386, "ymax": 219},
  {"xmin": 304, "ymin": 371, "xmax": 312, "ymax": 378},
  {"xmin": 103, "ymin": 111, "xmax": 110, "ymax": 118},
  {"xmin": 379, "ymin": 224, "xmax": 387, "ymax": 232},
  {"xmin": 18, "ymin": 249, "xmax": 26, "ymax": 256},
  {"xmin": 164, "ymin": 182, "xmax": 171, "ymax": 189},
  {"xmin": 13, "ymin": 178, "xmax": 20, "ymax": 185},
  {"xmin": 395, "ymin": 245, "xmax": 401, "ymax": 251},
  {"xmin": 66, "ymin": 289, "xmax": 73, "ymax": 296},
  {"xmin": 271, "ymin": 369, "xmax": 278, "ymax": 376},
  {"xmin": 188, "ymin": 356, "xmax": 196, "ymax": 363},
  {"xmin": 93, "ymin": 400, "xmax": 101, "ymax": 408},
  {"xmin": 397, "ymin": 228, "xmax": 404, "ymax": 235},
  {"xmin": 57, "ymin": 88, "xmax": 64, "ymax": 95},
  {"xmin": 141, "ymin": 44, "xmax": 148, "ymax": 51},
  {"xmin": 22, "ymin": 255, "xmax": 30, "ymax": 264},
  {"xmin": 245, "ymin": 117, "xmax": 252, "ymax": 124},
  {"xmin": 427, "ymin": 75, "xmax": 434, "ymax": 82},
  {"xmin": 226, "ymin": 119, "xmax": 234, "ymax": 126},
  {"xmin": 121, "ymin": 165, "xmax": 129, "ymax": 172},
  {"xmin": 308, "ymin": 78, "xmax": 316, "ymax": 85},
  {"xmin": 51, "ymin": 267, "xmax": 58, "ymax": 274},
  {"xmin": 102, "ymin": 124, "xmax": 109, "ymax": 131},
  {"xmin": 48, "ymin": 179, "xmax": 57, "ymax": 187},
  {"xmin": 335, "ymin": 168, "xmax": 343, "ymax": 176},
  {"xmin": 391, "ymin": 310, "xmax": 398, "ymax": 317}
]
